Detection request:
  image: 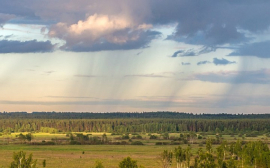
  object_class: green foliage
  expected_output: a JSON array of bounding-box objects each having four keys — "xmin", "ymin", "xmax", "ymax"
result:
[
  {"xmin": 174, "ymin": 146, "xmax": 191, "ymax": 168},
  {"xmin": 42, "ymin": 159, "xmax": 46, "ymax": 167},
  {"xmin": 25, "ymin": 133, "xmax": 33, "ymax": 141},
  {"xmin": 131, "ymin": 135, "xmax": 142, "ymax": 139},
  {"xmin": 40, "ymin": 127, "xmax": 58, "ymax": 134},
  {"xmin": 195, "ymin": 149, "xmax": 216, "ymax": 168},
  {"xmin": 216, "ymin": 141, "xmax": 228, "ymax": 167},
  {"xmin": 10, "ymin": 151, "xmax": 37, "ymax": 168},
  {"xmin": 2, "ymin": 113, "xmax": 270, "ymax": 134},
  {"xmin": 155, "ymin": 142, "xmax": 169, "ymax": 145},
  {"xmin": 119, "ymin": 157, "xmax": 138, "ymax": 168},
  {"xmin": 70, "ymin": 140, "xmax": 81, "ymax": 145},
  {"xmin": 206, "ymin": 138, "xmax": 213, "ymax": 153},
  {"xmin": 245, "ymin": 131, "xmax": 259, "ymax": 137},
  {"xmin": 149, "ymin": 135, "xmax": 158, "ymax": 139},
  {"xmin": 102, "ymin": 133, "xmax": 108, "ymax": 143},
  {"xmin": 162, "ymin": 133, "xmax": 169, "ymax": 140},
  {"xmin": 122, "ymin": 135, "xmax": 130, "ymax": 139},
  {"xmin": 17, "ymin": 133, "xmax": 26, "ymax": 142},
  {"xmin": 226, "ymin": 158, "xmax": 236, "ymax": 168},
  {"xmin": 94, "ymin": 160, "xmax": 105, "ymax": 168},
  {"xmin": 131, "ymin": 141, "xmax": 144, "ymax": 145},
  {"xmin": 159, "ymin": 150, "xmax": 173, "ymax": 168}
]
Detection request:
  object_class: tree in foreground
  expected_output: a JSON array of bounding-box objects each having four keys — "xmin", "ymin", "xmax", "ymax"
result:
[
  {"xmin": 159, "ymin": 150, "xmax": 173, "ymax": 168},
  {"xmin": 42, "ymin": 159, "xmax": 46, "ymax": 168},
  {"xmin": 94, "ymin": 160, "xmax": 105, "ymax": 168},
  {"xmin": 10, "ymin": 151, "xmax": 37, "ymax": 168},
  {"xmin": 174, "ymin": 146, "xmax": 191, "ymax": 168},
  {"xmin": 119, "ymin": 157, "xmax": 138, "ymax": 168}
]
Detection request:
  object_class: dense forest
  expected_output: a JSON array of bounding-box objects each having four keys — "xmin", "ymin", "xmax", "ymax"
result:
[
  {"xmin": 1, "ymin": 111, "xmax": 270, "ymax": 119},
  {"xmin": 1, "ymin": 112, "xmax": 270, "ymax": 134}
]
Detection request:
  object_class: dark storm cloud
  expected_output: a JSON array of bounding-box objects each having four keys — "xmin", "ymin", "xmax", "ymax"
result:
[
  {"xmin": 228, "ymin": 41, "xmax": 270, "ymax": 58},
  {"xmin": 0, "ymin": 1, "xmax": 37, "ymax": 22},
  {"xmin": 187, "ymin": 69, "xmax": 270, "ymax": 84},
  {"xmin": 0, "ymin": 40, "xmax": 54, "ymax": 53},
  {"xmin": 0, "ymin": 13, "xmax": 15, "ymax": 25},
  {"xmin": 1, "ymin": 0, "xmax": 270, "ymax": 52},
  {"xmin": 61, "ymin": 30, "xmax": 161, "ymax": 52},
  {"xmin": 213, "ymin": 58, "xmax": 236, "ymax": 65},
  {"xmin": 150, "ymin": 0, "xmax": 270, "ymax": 46}
]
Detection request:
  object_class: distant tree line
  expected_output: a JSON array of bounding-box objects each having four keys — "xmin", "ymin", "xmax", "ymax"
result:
[
  {"xmin": 1, "ymin": 118, "xmax": 270, "ymax": 134},
  {"xmin": 1, "ymin": 112, "xmax": 270, "ymax": 119}
]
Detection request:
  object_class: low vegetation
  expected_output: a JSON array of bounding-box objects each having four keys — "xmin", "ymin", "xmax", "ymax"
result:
[{"xmin": 1, "ymin": 112, "xmax": 270, "ymax": 167}]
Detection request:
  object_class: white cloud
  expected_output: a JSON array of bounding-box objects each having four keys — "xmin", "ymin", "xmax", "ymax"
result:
[{"xmin": 49, "ymin": 14, "xmax": 153, "ymax": 50}]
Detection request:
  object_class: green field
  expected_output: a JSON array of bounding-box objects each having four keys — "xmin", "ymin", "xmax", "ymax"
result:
[
  {"xmin": 1, "ymin": 132, "xmax": 269, "ymax": 167},
  {"xmin": 0, "ymin": 144, "xmax": 184, "ymax": 168}
]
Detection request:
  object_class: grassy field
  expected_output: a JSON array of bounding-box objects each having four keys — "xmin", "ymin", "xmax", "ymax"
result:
[
  {"xmin": 0, "ymin": 144, "xmax": 185, "ymax": 168},
  {"xmin": 0, "ymin": 132, "xmax": 269, "ymax": 167}
]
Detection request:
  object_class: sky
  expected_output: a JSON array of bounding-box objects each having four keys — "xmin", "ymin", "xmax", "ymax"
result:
[{"xmin": 1, "ymin": 0, "xmax": 270, "ymax": 113}]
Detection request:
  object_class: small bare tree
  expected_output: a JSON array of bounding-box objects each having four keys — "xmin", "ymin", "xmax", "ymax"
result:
[{"xmin": 158, "ymin": 150, "xmax": 173, "ymax": 168}]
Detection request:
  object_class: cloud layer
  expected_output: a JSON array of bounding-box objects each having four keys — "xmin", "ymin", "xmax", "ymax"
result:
[
  {"xmin": 0, "ymin": 40, "xmax": 54, "ymax": 53},
  {"xmin": 49, "ymin": 14, "xmax": 159, "ymax": 51},
  {"xmin": 1, "ymin": 0, "xmax": 270, "ymax": 54},
  {"xmin": 229, "ymin": 41, "xmax": 270, "ymax": 58},
  {"xmin": 187, "ymin": 69, "xmax": 270, "ymax": 84},
  {"xmin": 213, "ymin": 58, "xmax": 236, "ymax": 65}
]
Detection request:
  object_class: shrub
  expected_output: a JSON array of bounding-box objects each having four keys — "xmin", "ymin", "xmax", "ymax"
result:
[
  {"xmin": 94, "ymin": 160, "xmax": 104, "ymax": 168},
  {"xmin": 131, "ymin": 141, "xmax": 144, "ymax": 145},
  {"xmin": 170, "ymin": 142, "xmax": 180, "ymax": 145},
  {"xmin": 246, "ymin": 132, "xmax": 258, "ymax": 137},
  {"xmin": 122, "ymin": 135, "xmax": 130, "ymax": 139},
  {"xmin": 149, "ymin": 135, "xmax": 158, "ymax": 139},
  {"xmin": 155, "ymin": 142, "xmax": 169, "ymax": 145},
  {"xmin": 131, "ymin": 135, "xmax": 143, "ymax": 139},
  {"xmin": 121, "ymin": 141, "xmax": 128, "ymax": 145},
  {"xmin": 43, "ymin": 141, "xmax": 55, "ymax": 145},
  {"xmin": 70, "ymin": 140, "xmax": 81, "ymax": 145},
  {"xmin": 42, "ymin": 159, "xmax": 46, "ymax": 167},
  {"xmin": 119, "ymin": 157, "xmax": 138, "ymax": 168}
]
